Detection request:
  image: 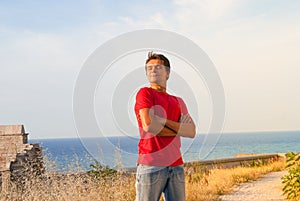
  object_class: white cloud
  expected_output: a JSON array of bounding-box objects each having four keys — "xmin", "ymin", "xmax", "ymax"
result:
[
  {"xmin": 0, "ymin": 27, "xmax": 89, "ymax": 138},
  {"xmin": 173, "ymin": 0, "xmax": 241, "ymax": 23},
  {"xmin": 193, "ymin": 11, "xmax": 300, "ymax": 132},
  {"xmin": 1, "ymin": 0, "xmax": 300, "ymax": 138},
  {"xmin": 113, "ymin": 0, "xmax": 300, "ymax": 132}
]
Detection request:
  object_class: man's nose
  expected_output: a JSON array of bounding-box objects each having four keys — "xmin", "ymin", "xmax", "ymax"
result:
[{"xmin": 150, "ymin": 67, "xmax": 156, "ymax": 73}]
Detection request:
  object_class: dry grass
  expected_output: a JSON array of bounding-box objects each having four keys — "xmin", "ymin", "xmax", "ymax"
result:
[
  {"xmin": 2, "ymin": 172, "xmax": 136, "ymax": 201},
  {"xmin": 185, "ymin": 160, "xmax": 286, "ymax": 201},
  {"xmin": 1, "ymin": 159, "xmax": 286, "ymax": 201}
]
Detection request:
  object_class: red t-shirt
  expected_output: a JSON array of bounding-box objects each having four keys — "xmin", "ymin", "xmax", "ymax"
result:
[{"xmin": 134, "ymin": 87, "xmax": 188, "ymax": 166}]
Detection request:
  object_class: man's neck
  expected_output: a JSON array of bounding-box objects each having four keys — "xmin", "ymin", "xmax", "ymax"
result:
[{"xmin": 150, "ymin": 83, "xmax": 166, "ymax": 93}]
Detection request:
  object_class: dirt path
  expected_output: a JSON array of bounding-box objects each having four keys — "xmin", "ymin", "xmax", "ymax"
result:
[{"xmin": 220, "ymin": 171, "xmax": 288, "ymax": 201}]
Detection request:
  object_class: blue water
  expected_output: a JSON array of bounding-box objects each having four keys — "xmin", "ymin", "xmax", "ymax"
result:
[{"xmin": 30, "ymin": 131, "xmax": 300, "ymax": 172}]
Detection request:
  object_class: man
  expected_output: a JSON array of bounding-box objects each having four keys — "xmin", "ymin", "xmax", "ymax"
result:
[{"xmin": 134, "ymin": 52, "xmax": 196, "ymax": 201}]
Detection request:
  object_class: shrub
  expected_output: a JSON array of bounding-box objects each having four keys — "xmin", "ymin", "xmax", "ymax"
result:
[
  {"xmin": 87, "ymin": 160, "xmax": 117, "ymax": 179},
  {"xmin": 282, "ymin": 152, "xmax": 300, "ymax": 200}
]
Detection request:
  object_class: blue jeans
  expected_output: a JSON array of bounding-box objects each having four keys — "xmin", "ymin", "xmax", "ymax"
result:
[{"xmin": 135, "ymin": 164, "xmax": 186, "ymax": 201}]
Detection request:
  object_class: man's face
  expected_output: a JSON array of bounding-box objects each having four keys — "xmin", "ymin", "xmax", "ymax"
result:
[{"xmin": 146, "ymin": 59, "xmax": 170, "ymax": 85}]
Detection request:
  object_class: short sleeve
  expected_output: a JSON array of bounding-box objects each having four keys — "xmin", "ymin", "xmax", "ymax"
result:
[
  {"xmin": 135, "ymin": 88, "xmax": 154, "ymax": 111},
  {"xmin": 177, "ymin": 97, "xmax": 188, "ymax": 114}
]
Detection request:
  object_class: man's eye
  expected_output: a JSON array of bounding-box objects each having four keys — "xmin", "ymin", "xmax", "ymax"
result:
[{"xmin": 146, "ymin": 65, "xmax": 163, "ymax": 70}]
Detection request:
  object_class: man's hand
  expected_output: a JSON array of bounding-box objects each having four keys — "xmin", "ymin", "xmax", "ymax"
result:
[
  {"xmin": 139, "ymin": 108, "xmax": 195, "ymax": 138},
  {"xmin": 180, "ymin": 114, "xmax": 193, "ymax": 124},
  {"xmin": 139, "ymin": 108, "xmax": 177, "ymax": 136},
  {"xmin": 154, "ymin": 113, "xmax": 196, "ymax": 138},
  {"xmin": 164, "ymin": 113, "xmax": 196, "ymax": 138}
]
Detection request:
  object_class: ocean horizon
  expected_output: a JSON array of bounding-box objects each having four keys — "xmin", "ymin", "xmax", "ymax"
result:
[{"xmin": 29, "ymin": 130, "xmax": 300, "ymax": 172}]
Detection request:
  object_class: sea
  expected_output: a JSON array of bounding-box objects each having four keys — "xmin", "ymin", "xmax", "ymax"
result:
[{"xmin": 29, "ymin": 131, "xmax": 300, "ymax": 172}]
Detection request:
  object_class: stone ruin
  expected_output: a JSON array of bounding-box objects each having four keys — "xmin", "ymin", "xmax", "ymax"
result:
[{"xmin": 0, "ymin": 125, "xmax": 44, "ymax": 193}]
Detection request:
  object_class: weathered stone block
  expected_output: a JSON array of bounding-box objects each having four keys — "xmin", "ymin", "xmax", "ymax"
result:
[{"xmin": 0, "ymin": 125, "xmax": 44, "ymax": 192}]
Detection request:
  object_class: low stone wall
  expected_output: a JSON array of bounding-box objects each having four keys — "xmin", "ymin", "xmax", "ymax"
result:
[
  {"xmin": 184, "ymin": 153, "xmax": 284, "ymax": 173},
  {"xmin": 0, "ymin": 125, "xmax": 44, "ymax": 193},
  {"xmin": 122, "ymin": 153, "xmax": 285, "ymax": 173}
]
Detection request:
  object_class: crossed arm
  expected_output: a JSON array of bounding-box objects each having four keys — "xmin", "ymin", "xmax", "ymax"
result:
[{"xmin": 139, "ymin": 108, "xmax": 196, "ymax": 138}]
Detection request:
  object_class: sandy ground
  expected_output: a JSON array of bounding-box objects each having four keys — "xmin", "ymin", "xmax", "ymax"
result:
[{"xmin": 220, "ymin": 171, "xmax": 288, "ymax": 201}]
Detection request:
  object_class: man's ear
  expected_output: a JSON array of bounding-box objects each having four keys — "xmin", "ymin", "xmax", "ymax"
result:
[{"xmin": 166, "ymin": 71, "xmax": 170, "ymax": 80}]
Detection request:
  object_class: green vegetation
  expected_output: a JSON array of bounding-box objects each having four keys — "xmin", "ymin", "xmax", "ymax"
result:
[
  {"xmin": 87, "ymin": 160, "xmax": 117, "ymax": 179},
  {"xmin": 282, "ymin": 152, "xmax": 300, "ymax": 200}
]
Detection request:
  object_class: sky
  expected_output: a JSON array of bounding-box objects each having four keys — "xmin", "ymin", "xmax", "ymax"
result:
[{"xmin": 0, "ymin": 0, "xmax": 299, "ymax": 139}]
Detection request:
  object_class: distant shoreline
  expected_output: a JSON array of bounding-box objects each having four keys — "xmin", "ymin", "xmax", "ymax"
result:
[
  {"xmin": 29, "ymin": 130, "xmax": 300, "ymax": 140},
  {"xmin": 29, "ymin": 131, "xmax": 300, "ymax": 172}
]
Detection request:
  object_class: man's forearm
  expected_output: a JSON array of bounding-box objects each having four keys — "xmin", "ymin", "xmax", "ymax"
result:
[
  {"xmin": 157, "ymin": 114, "xmax": 195, "ymax": 138},
  {"xmin": 156, "ymin": 126, "xmax": 177, "ymax": 137},
  {"xmin": 165, "ymin": 119, "xmax": 195, "ymax": 138},
  {"xmin": 145, "ymin": 113, "xmax": 177, "ymax": 137},
  {"xmin": 139, "ymin": 108, "xmax": 195, "ymax": 138},
  {"xmin": 147, "ymin": 115, "xmax": 177, "ymax": 136}
]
